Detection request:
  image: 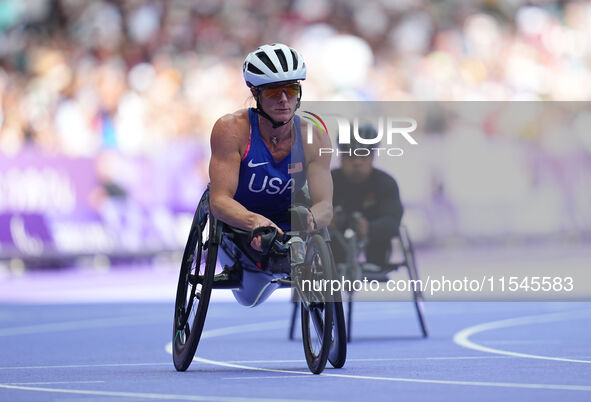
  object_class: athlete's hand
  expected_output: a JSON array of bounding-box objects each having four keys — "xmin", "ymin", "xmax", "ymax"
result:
[{"xmin": 250, "ymin": 215, "xmax": 284, "ymax": 252}]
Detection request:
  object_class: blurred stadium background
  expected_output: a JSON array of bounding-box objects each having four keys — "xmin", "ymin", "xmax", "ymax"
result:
[{"xmin": 1, "ymin": 0, "xmax": 591, "ymax": 271}]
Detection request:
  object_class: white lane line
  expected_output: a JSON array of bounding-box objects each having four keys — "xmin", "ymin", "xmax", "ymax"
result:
[
  {"xmin": 6, "ymin": 381, "xmax": 104, "ymax": 385},
  {"xmin": 0, "ymin": 362, "xmax": 170, "ymax": 370},
  {"xmin": 193, "ymin": 356, "xmax": 591, "ymax": 392},
  {"xmin": 0, "ymin": 356, "xmax": 511, "ymax": 371},
  {"xmin": 164, "ymin": 315, "xmax": 591, "ymax": 392},
  {"xmin": 479, "ymin": 340, "xmax": 561, "ymax": 346},
  {"xmin": 0, "ymin": 315, "xmax": 166, "ymax": 336},
  {"xmin": 226, "ymin": 356, "xmax": 511, "ymax": 364},
  {"xmin": 225, "ymin": 375, "xmax": 310, "ymax": 380},
  {"xmin": 345, "ymin": 356, "xmax": 509, "ymax": 362},
  {"xmin": 0, "ymin": 384, "xmax": 328, "ymax": 402},
  {"xmin": 453, "ymin": 310, "xmax": 591, "ymax": 364},
  {"xmin": 0, "ymin": 356, "xmax": 514, "ymax": 371}
]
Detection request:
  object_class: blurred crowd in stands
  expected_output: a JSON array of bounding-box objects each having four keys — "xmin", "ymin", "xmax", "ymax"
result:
[
  {"xmin": 1, "ymin": 0, "xmax": 591, "ymax": 157},
  {"xmin": 1, "ymin": 0, "xmax": 590, "ymax": 255}
]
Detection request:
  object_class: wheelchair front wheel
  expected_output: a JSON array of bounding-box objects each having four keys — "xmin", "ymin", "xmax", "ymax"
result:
[
  {"xmin": 326, "ymin": 242, "xmax": 347, "ymax": 368},
  {"xmin": 172, "ymin": 197, "xmax": 218, "ymax": 371},
  {"xmin": 300, "ymin": 234, "xmax": 335, "ymax": 374}
]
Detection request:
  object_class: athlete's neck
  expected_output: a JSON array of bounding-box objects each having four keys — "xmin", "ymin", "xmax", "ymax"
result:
[{"xmin": 258, "ymin": 115, "xmax": 294, "ymax": 145}]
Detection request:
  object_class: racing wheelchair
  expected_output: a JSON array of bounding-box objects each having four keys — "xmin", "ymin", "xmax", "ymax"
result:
[
  {"xmin": 289, "ymin": 209, "xmax": 428, "ymax": 342},
  {"xmin": 172, "ymin": 187, "xmax": 347, "ymax": 374}
]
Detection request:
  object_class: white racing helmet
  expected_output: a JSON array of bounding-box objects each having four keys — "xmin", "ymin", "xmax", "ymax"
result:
[{"xmin": 243, "ymin": 43, "xmax": 306, "ymax": 87}]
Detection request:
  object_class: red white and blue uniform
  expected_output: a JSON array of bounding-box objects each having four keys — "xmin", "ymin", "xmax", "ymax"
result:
[{"xmin": 233, "ymin": 108, "xmax": 307, "ymax": 230}]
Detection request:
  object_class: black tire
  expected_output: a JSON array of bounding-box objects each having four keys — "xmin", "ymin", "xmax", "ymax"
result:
[
  {"xmin": 172, "ymin": 194, "xmax": 218, "ymax": 371},
  {"xmin": 300, "ymin": 234, "xmax": 335, "ymax": 374},
  {"xmin": 328, "ymin": 299, "xmax": 347, "ymax": 368},
  {"xmin": 327, "ymin": 243, "xmax": 347, "ymax": 368}
]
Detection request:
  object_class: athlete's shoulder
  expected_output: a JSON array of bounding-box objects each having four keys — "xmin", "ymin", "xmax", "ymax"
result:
[
  {"xmin": 211, "ymin": 109, "xmax": 251, "ymax": 153},
  {"xmin": 214, "ymin": 108, "xmax": 250, "ymax": 133},
  {"xmin": 298, "ymin": 116, "xmax": 331, "ymax": 148}
]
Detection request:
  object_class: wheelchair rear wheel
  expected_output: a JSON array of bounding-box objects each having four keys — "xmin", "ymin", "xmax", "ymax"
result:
[
  {"xmin": 300, "ymin": 234, "xmax": 335, "ymax": 374},
  {"xmin": 173, "ymin": 194, "xmax": 218, "ymax": 371}
]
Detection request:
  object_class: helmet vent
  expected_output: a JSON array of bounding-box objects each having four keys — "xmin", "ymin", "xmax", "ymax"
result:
[
  {"xmin": 256, "ymin": 51, "xmax": 278, "ymax": 73},
  {"xmin": 274, "ymin": 49, "xmax": 288, "ymax": 72},
  {"xmin": 290, "ymin": 49, "xmax": 298, "ymax": 70},
  {"xmin": 247, "ymin": 63, "xmax": 264, "ymax": 75}
]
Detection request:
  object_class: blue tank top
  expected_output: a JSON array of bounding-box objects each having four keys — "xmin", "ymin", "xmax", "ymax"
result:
[{"xmin": 233, "ymin": 108, "xmax": 307, "ymax": 230}]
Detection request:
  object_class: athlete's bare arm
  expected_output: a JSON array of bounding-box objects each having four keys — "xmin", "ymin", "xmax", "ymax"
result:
[
  {"xmin": 209, "ymin": 110, "xmax": 283, "ymax": 240},
  {"xmin": 302, "ymin": 123, "xmax": 333, "ymax": 228}
]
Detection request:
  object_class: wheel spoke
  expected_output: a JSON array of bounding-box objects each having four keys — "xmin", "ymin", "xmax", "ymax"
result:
[{"xmin": 183, "ymin": 323, "xmax": 190, "ymax": 342}]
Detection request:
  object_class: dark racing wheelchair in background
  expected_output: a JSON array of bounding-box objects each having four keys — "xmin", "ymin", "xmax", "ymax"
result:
[
  {"xmin": 289, "ymin": 207, "xmax": 428, "ymax": 342},
  {"xmin": 172, "ymin": 187, "xmax": 347, "ymax": 374}
]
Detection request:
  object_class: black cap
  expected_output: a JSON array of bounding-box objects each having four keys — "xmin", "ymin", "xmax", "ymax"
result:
[{"xmin": 337, "ymin": 123, "xmax": 379, "ymax": 152}]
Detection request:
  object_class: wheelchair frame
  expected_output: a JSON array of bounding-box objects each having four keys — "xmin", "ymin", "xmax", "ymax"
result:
[
  {"xmin": 172, "ymin": 188, "xmax": 347, "ymax": 374},
  {"xmin": 289, "ymin": 224, "xmax": 428, "ymax": 342}
]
